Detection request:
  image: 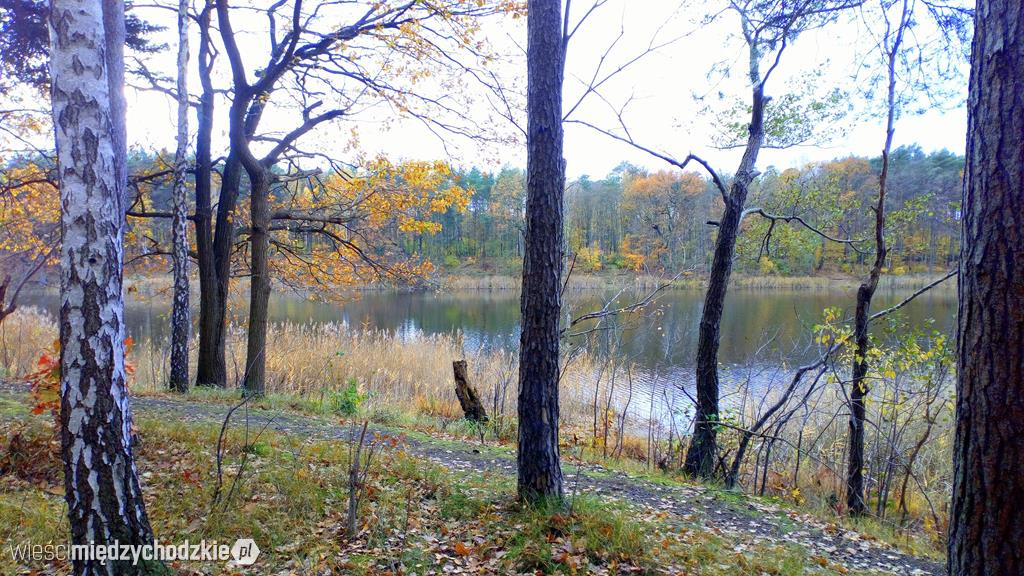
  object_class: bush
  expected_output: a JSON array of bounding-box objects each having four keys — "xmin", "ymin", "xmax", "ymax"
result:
[
  {"xmin": 576, "ymin": 245, "xmax": 603, "ymax": 272},
  {"xmin": 327, "ymin": 378, "xmax": 365, "ymax": 416}
]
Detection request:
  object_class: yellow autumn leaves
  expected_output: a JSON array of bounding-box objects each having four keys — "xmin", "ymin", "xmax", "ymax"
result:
[
  {"xmin": 266, "ymin": 156, "xmax": 470, "ymax": 292},
  {"xmin": 0, "ymin": 163, "xmax": 59, "ymax": 264},
  {"xmin": 304, "ymin": 156, "xmax": 471, "ymax": 235},
  {"xmin": 1, "ymin": 154, "xmax": 469, "ymax": 293}
]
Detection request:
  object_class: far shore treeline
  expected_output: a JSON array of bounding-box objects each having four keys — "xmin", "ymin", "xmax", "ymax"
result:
[{"xmin": 1, "ymin": 144, "xmax": 963, "ymax": 281}]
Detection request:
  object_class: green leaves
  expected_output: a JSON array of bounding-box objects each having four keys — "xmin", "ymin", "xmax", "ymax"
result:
[{"xmin": 712, "ymin": 84, "xmax": 850, "ymax": 149}]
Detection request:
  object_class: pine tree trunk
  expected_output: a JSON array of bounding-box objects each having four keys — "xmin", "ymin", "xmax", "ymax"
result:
[
  {"xmin": 948, "ymin": 1, "xmax": 1024, "ymax": 572},
  {"xmin": 517, "ymin": 0, "xmax": 565, "ymax": 504},
  {"xmin": 168, "ymin": 0, "xmax": 191, "ymax": 393},
  {"xmin": 49, "ymin": 1, "xmax": 157, "ymax": 572}
]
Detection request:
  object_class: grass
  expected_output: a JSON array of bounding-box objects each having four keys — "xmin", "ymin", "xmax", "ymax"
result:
[
  {"xmin": 0, "ymin": 305, "xmax": 952, "ymax": 565},
  {"xmin": 0, "ymin": 406, "xmax": 876, "ymax": 575}
]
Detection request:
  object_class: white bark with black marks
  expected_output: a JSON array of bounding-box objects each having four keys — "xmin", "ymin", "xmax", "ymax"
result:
[
  {"xmin": 169, "ymin": 0, "xmax": 191, "ymax": 392},
  {"xmin": 49, "ymin": 0, "xmax": 157, "ymax": 573}
]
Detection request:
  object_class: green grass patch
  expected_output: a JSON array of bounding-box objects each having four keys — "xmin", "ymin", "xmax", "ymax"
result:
[{"xmin": 0, "ymin": 410, "xmax": 871, "ymax": 575}]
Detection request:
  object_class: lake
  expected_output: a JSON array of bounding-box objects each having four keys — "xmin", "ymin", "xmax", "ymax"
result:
[{"xmin": 23, "ymin": 283, "xmax": 957, "ymax": 425}]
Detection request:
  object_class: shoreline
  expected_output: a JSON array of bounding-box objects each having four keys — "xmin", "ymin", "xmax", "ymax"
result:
[
  {"xmin": 435, "ymin": 271, "xmax": 958, "ymax": 293},
  {"xmin": 16, "ymin": 271, "xmax": 957, "ymax": 303}
]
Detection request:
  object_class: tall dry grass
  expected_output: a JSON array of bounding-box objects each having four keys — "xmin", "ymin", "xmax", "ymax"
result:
[
  {"xmin": 0, "ymin": 308, "xmax": 600, "ymax": 435},
  {"xmin": 127, "ymin": 319, "xmax": 607, "ymax": 434},
  {"xmin": 0, "ymin": 306, "xmax": 953, "ymax": 551},
  {"xmin": 0, "ymin": 307, "xmax": 56, "ymax": 379}
]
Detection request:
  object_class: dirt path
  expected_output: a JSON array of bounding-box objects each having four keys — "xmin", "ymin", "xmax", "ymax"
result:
[{"xmin": 1, "ymin": 385, "xmax": 943, "ymax": 575}]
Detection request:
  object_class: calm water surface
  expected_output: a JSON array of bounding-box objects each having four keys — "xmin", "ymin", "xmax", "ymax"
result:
[{"xmin": 24, "ymin": 285, "xmax": 956, "ymax": 424}]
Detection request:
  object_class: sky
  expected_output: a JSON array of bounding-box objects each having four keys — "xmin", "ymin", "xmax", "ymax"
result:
[{"xmin": 119, "ymin": 0, "xmax": 971, "ymax": 181}]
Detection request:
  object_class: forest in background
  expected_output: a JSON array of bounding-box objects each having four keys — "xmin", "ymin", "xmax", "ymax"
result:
[
  {"xmin": 427, "ymin": 146, "xmax": 964, "ymax": 276},
  {"xmin": 1, "ymin": 144, "xmax": 964, "ymax": 287},
  {"xmin": 2, "ymin": 0, "xmax": 1021, "ymax": 574}
]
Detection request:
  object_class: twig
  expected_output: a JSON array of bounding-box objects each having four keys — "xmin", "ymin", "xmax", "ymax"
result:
[
  {"xmin": 211, "ymin": 395, "xmax": 249, "ymax": 507},
  {"xmin": 870, "ymin": 268, "xmax": 958, "ymax": 322}
]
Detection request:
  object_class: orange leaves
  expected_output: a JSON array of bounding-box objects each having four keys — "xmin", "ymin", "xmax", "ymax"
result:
[
  {"xmin": 620, "ymin": 169, "xmax": 706, "ymax": 272},
  {"xmin": 281, "ymin": 156, "xmax": 470, "ymax": 233},
  {"xmin": 618, "ymin": 236, "xmax": 646, "ymax": 273},
  {"xmin": 336, "ymin": 156, "xmax": 471, "ymax": 235},
  {"xmin": 124, "ymin": 336, "xmax": 136, "ymax": 377},
  {"xmin": 25, "ymin": 340, "xmax": 60, "ymax": 422},
  {"xmin": 23, "ymin": 336, "xmax": 137, "ymax": 427},
  {"xmin": 623, "ymin": 169, "xmax": 705, "ymax": 207},
  {"xmin": 551, "ymin": 538, "xmax": 584, "ymax": 575},
  {"xmin": 181, "ymin": 468, "xmax": 202, "ymax": 487}
]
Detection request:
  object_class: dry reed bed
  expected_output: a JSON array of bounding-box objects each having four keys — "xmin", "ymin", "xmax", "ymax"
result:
[
  {"xmin": 0, "ymin": 307, "xmax": 603, "ymax": 433},
  {"xmin": 0, "ymin": 306, "xmax": 953, "ymax": 546}
]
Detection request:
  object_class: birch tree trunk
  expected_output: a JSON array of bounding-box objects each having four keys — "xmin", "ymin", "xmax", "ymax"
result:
[
  {"xmin": 49, "ymin": 0, "xmax": 157, "ymax": 573},
  {"xmin": 948, "ymin": 0, "xmax": 1024, "ymax": 572},
  {"xmin": 517, "ymin": 0, "xmax": 565, "ymax": 504},
  {"xmin": 169, "ymin": 0, "xmax": 191, "ymax": 392}
]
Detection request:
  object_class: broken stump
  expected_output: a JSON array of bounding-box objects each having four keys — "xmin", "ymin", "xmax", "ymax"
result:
[{"xmin": 452, "ymin": 360, "xmax": 488, "ymax": 422}]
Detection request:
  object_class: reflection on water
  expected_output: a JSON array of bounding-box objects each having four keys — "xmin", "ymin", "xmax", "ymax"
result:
[{"xmin": 23, "ymin": 285, "xmax": 956, "ymax": 425}]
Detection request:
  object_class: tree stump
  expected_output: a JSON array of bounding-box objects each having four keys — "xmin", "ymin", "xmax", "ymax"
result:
[{"xmin": 452, "ymin": 360, "xmax": 488, "ymax": 422}]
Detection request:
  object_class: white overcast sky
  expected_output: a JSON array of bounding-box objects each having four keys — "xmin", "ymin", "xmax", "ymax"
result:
[{"xmin": 122, "ymin": 0, "xmax": 970, "ymax": 180}]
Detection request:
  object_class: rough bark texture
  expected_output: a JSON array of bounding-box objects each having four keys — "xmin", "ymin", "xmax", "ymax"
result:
[
  {"xmin": 193, "ymin": 0, "xmax": 226, "ymax": 388},
  {"xmin": 517, "ymin": 0, "xmax": 565, "ymax": 504},
  {"xmin": 453, "ymin": 360, "xmax": 488, "ymax": 422},
  {"xmin": 209, "ymin": 155, "xmax": 242, "ymax": 380},
  {"xmin": 168, "ymin": 0, "xmax": 191, "ymax": 393},
  {"xmin": 195, "ymin": 151, "xmax": 242, "ymax": 388},
  {"xmin": 847, "ymin": 278, "xmax": 878, "ymax": 516},
  {"xmin": 948, "ymin": 0, "xmax": 1024, "ymax": 572},
  {"xmin": 214, "ymin": 0, "xmax": 272, "ymax": 396},
  {"xmin": 684, "ymin": 59, "xmax": 765, "ymax": 479},
  {"xmin": 846, "ymin": 130, "xmax": 889, "ymax": 517},
  {"xmin": 49, "ymin": 0, "xmax": 156, "ymax": 573},
  {"xmin": 242, "ymin": 171, "xmax": 270, "ymax": 396},
  {"xmin": 686, "ymin": 198, "xmax": 740, "ymax": 478},
  {"xmin": 194, "ymin": 0, "xmax": 246, "ymax": 390}
]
